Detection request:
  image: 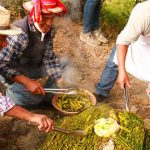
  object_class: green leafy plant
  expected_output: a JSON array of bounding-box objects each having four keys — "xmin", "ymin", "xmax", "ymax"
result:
[
  {"xmin": 101, "ymin": 0, "xmax": 135, "ymax": 37},
  {"xmin": 0, "ymin": 0, "xmax": 28, "ymax": 21},
  {"xmin": 40, "ymin": 104, "xmax": 150, "ymax": 150}
]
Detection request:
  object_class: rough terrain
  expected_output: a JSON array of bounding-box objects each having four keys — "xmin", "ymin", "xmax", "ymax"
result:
[{"xmin": 0, "ymin": 17, "xmax": 150, "ymax": 150}]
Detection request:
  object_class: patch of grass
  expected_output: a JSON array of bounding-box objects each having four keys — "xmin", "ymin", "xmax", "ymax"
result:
[
  {"xmin": 101, "ymin": 0, "xmax": 135, "ymax": 38},
  {"xmin": 0, "ymin": 0, "xmax": 28, "ymax": 21},
  {"xmin": 62, "ymin": 0, "xmax": 136, "ymax": 38}
]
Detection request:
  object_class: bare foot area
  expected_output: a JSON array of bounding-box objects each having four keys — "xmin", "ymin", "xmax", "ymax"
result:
[{"xmin": 0, "ymin": 18, "xmax": 149, "ymax": 149}]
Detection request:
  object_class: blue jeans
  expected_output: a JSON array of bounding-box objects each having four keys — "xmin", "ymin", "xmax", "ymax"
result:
[
  {"xmin": 4, "ymin": 57, "xmax": 70, "ymax": 106},
  {"xmin": 95, "ymin": 46, "xmax": 118, "ymax": 97},
  {"xmin": 6, "ymin": 78, "xmax": 57, "ymax": 106},
  {"xmin": 83, "ymin": 0, "xmax": 101, "ymax": 33}
]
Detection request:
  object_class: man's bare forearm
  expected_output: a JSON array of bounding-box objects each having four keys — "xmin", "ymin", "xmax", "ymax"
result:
[
  {"xmin": 12, "ymin": 75, "xmax": 31, "ymax": 86},
  {"xmin": 12, "ymin": 75, "xmax": 45, "ymax": 95},
  {"xmin": 5, "ymin": 105, "xmax": 54, "ymax": 133},
  {"xmin": 117, "ymin": 44, "xmax": 128, "ymax": 72},
  {"xmin": 117, "ymin": 44, "xmax": 131, "ymax": 88},
  {"xmin": 5, "ymin": 105, "xmax": 34, "ymax": 121}
]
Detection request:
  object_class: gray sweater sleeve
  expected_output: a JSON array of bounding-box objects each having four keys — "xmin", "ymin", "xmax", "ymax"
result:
[{"xmin": 116, "ymin": 2, "xmax": 150, "ymax": 45}]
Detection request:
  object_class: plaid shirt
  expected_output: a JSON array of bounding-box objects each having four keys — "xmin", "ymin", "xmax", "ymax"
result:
[
  {"xmin": 0, "ymin": 16, "xmax": 61, "ymax": 83},
  {"xmin": 0, "ymin": 95, "xmax": 15, "ymax": 116}
]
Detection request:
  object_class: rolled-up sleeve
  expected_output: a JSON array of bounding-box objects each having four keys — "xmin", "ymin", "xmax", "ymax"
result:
[
  {"xmin": 0, "ymin": 96, "xmax": 15, "ymax": 116},
  {"xmin": 0, "ymin": 31, "xmax": 28, "ymax": 80},
  {"xmin": 116, "ymin": 3, "xmax": 150, "ymax": 45}
]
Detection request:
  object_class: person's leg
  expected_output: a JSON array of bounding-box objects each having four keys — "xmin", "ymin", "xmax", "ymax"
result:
[
  {"xmin": 92, "ymin": 0, "xmax": 108, "ymax": 43},
  {"xmin": 92, "ymin": 0, "xmax": 101, "ymax": 31},
  {"xmin": 95, "ymin": 46, "xmax": 118, "ymax": 97},
  {"xmin": 80, "ymin": 0, "xmax": 100, "ymax": 46},
  {"xmin": 6, "ymin": 83, "xmax": 44, "ymax": 106},
  {"xmin": 83, "ymin": 0, "xmax": 100, "ymax": 33}
]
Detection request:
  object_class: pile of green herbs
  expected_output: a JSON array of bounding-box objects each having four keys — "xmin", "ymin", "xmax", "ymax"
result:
[
  {"xmin": 41, "ymin": 104, "xmax": 150, "ymax": 150},
  {"xmin": 56, "ymin": 92, "xmax": 91, "ymax": 112}
]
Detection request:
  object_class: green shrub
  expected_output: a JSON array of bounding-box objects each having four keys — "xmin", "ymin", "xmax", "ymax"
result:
[
  {"xmin": 1, "ymin": 0, "xmax": 145, "ymax": 37},
  {"xmin": 61, "ymin": 0, "xmax": 136, "ymax": 37},
  {"xmin": 101, "ymin": 0, "xmax": 135, "ymax": 35},
  {"xmin": 0, "ymin": 0, "xmax": 28, "ymax": 21}
]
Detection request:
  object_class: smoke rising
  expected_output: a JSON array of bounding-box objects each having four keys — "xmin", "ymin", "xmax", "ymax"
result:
[{"xmin": 64, "ymin": 0, "xmax": 84, "ymax": 22}]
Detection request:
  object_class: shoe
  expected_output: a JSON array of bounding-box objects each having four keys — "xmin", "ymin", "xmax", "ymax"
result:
[
  {"xmin": 94, "ymin": 93, "xmax": 109, "ymax": 103},
  {"xmin": 93, "ymin": 29, "xmax": 108, "ymax": 43},
  {"xmin": 80, "ymin": 31, "xmax": 100, "ymax": 47}
]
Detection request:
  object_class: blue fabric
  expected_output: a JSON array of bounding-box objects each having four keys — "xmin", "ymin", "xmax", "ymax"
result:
[
  {"xmin": 95, "ymin": 46, "xmax": 118, "ymax": 97},
  {"xmin": 83, "ymin": 0, "xmax": 101, "ymax": 33},
  {"xmin": 6, "ymin": 83, "xmax": 45, "ymax": 106}
]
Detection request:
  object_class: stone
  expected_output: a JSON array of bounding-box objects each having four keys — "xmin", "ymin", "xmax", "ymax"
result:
[
  {"xmin": 0, "ymin": 116, "xmax": 14, "ymax": 136},
  {"xmin": 0, "ymin": 137, "xmax": 7, "ymax": 147}
]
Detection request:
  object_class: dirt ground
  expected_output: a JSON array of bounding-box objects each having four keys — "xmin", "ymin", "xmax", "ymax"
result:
[{"xmin": 0, "ymin": 17, "xmax": 150, "ymax": 150}]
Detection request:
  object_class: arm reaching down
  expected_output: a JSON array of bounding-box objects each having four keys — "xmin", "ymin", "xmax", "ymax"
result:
[
  {"xmin": 13, "ymin": 75, "xmax": 45, "ymax": 95},
  {"xmin": 0, "ymin": 95, "xmax": 54, "ymax": 132},
  {"xmin": 117, "ymin": 45, "xmax": 131, "ymax": 89},
  {"xmin": 6, "ymin": 105, "xmax": 54, "ymax": 133}
]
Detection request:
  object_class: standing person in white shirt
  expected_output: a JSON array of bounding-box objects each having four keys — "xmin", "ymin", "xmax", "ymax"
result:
[{"xmin": 95, "ymin": 0, "xmax": 150, "ymax": 101}]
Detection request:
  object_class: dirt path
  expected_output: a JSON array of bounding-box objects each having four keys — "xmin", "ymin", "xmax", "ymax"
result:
[
  {"xmin": 0, "ymin": 17, "xmax": 150, "ymax": 149},
  {"xmin": 54, "ymin": 17, "xmax": 150, "ymax": 117}
]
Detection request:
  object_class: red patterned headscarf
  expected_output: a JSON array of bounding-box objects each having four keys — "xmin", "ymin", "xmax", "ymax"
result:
[{"xmin": 30, "ymin": 0, "xmax": 67, "ymax": 23}]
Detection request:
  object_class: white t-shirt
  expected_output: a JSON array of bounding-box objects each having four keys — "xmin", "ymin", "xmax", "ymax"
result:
[{"xmin": 113, "ymin": 0, "xmax": 150, "ymax": 81}]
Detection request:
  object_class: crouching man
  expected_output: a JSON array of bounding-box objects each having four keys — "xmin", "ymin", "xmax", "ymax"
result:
[{"xmin": 0, "ymin": 0, "xmax": 67, "ymax": 106}]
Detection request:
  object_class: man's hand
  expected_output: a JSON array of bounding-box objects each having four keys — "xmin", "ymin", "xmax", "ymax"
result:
[
  {"xmin": 29, "ymin": 114, "xmax": 54, "ymax": 133},
  {"xmin": 13, "ymin": 75, "xmax": 45, "ymax": 95},
  {"xmin": 117, "ymin": 70, "xmax": 131, "ymax": 89},
  {"xmin": 26, "ymin": 79, "xmax": 45, "ymax": 95},
  {"xmin": 5, "ymin": 105, "xmax": 54, "ymax": 133},
  {"xmin": 56, "ymin": 77, "xmax": 64, "ymax": 88}
]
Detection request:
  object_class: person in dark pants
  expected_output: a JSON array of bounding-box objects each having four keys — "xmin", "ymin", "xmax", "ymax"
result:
[
  {"xmin": 80, "ymin": 0, "xmax": 108, "ymax": 47},
  {"xmin": 0, "ymin": 5, "xmax": 54, "ymax": 132},
  {"xmin": 95, "ymin": 0, "xmax": 150, "ymax": 100}
]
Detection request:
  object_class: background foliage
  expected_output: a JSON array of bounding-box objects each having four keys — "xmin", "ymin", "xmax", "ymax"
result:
[
  {"xmin": 0, "ymin": 0, "xmax": 28, "ymax": 21},
  {"xmin": 101, "ymin": 0, "xmax": 135, "ymax": 37},
  {"xmin": 0, "ymin": 0, "xmax": 146, "ymax": 36},
  {"xmin": 62, "ymin": 0, "xmax": 136, "ymax": 37}
]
